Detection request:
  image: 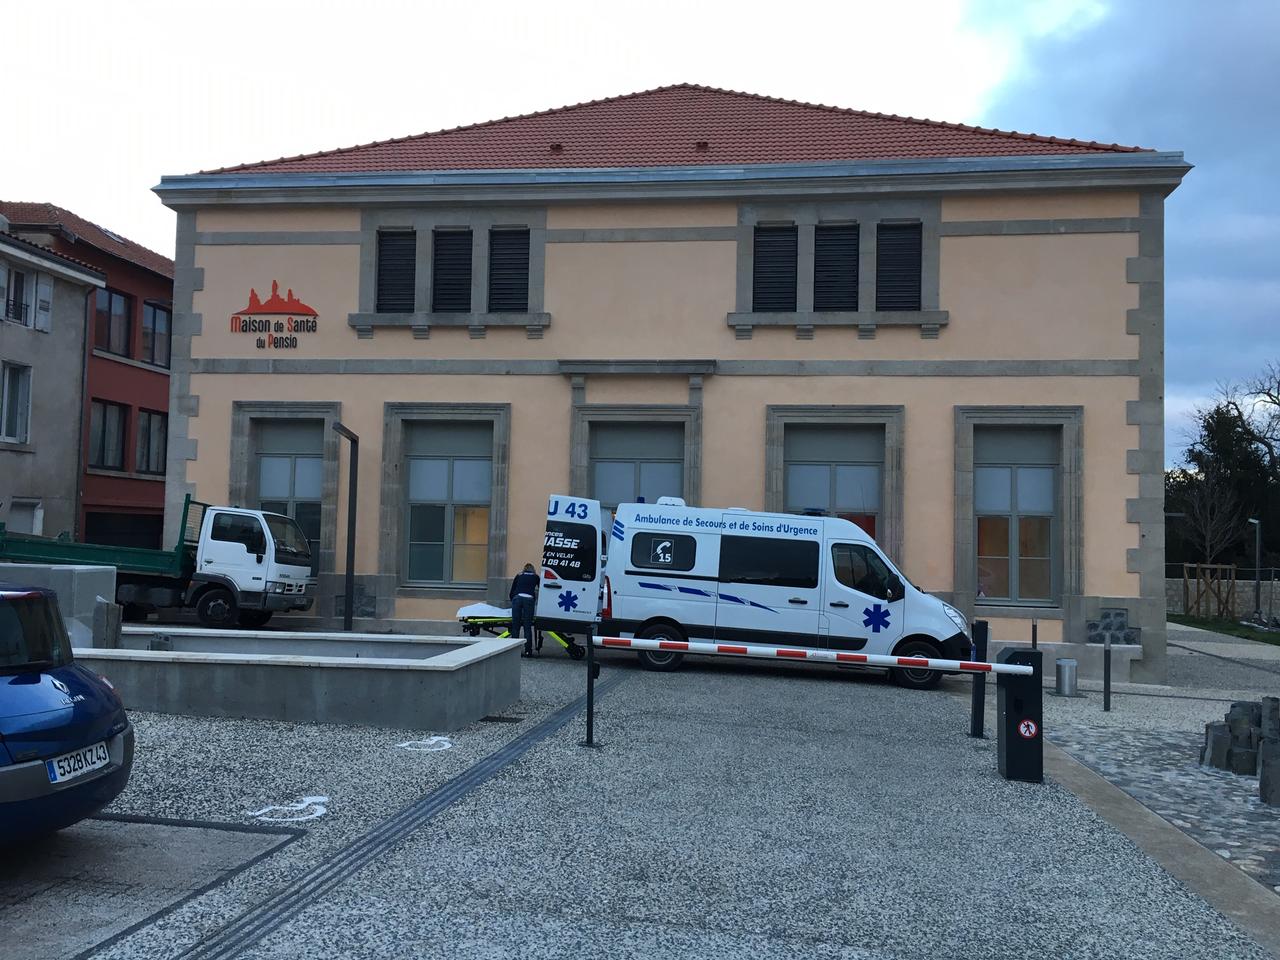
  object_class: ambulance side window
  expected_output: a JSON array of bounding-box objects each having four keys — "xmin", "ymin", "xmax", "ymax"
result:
[
  {"xmin": 630, "ymin": 533, "xmax": 696, "ymax": 571},
  {"xmin": 832, "ymin": 543, "xmax": 892, "ymax": 599},
  {"xmin": 719, "ymin": 536, "xmax": 818, "ymax": 589}
]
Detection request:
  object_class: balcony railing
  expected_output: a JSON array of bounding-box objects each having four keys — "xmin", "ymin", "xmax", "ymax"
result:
[{"xmin": 4, "ymin": 299, "xmax": 30, "ymax": 324}]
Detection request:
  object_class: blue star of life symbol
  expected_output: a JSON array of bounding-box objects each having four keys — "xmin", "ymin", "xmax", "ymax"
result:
[
  {"xmin": 862, "ymin": 603, "xmax": 891, "ymax": 633},
  {"xmin": 557, "ymin": 590, "xmax": 579, "ymax": 613}
]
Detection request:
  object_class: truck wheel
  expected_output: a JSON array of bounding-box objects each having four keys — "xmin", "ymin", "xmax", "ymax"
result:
[
  {"xmin": 197, "ymin": 588, "xmax": 238, "ymax": 628},
  {"xmin": 890, "ymin": 638, "xmax": 943, "ymax": 690},
  {"xmin": 636, "ymin": 623, "xmax": 686, "ymax": 672},
  {"xmin": 237, "ymin": 611, "xmax": 273, "ymax": 629}
]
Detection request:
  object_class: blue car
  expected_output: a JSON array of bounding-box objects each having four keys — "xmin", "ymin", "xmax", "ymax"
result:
[{"xmin": 0, "ymin": 584, "xmax": 134, "ymax": 843}]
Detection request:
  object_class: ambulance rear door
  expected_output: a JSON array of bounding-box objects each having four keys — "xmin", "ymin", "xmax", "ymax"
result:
[{"xmin": 536, "ymin": 494, "xmax": 604, "ymax": 633}]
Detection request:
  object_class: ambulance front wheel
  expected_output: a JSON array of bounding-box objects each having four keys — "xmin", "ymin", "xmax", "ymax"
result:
[
  {"xmin": 890, "ymin": 638, "xmax": 943, "ymax": 690},
  {"xmin": 636, "ymin": 623, "xmax": 686, "ymax": 672}
]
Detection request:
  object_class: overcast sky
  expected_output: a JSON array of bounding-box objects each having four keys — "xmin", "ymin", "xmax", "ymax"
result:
[{"xmin": 4, "ymin": 0, "xmax": 1273, "ymax": 462}]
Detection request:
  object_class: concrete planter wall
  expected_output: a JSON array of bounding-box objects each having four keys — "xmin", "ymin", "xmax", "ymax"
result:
[{"xmin": 76, "ymin": 626, "xmax": 521, "ymax": 731}]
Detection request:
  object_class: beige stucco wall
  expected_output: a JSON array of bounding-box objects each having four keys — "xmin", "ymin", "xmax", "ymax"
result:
[
  {"xmin": 941, "ymin": 190, "xmax": 1140, "ymax": 221},
  {"xmin": 546, "ymin": 202, "xmax": 737, "ymax": 229},
  {"xmin": 939, "ymin": 234, "xmax": 1139, "ymax": 360},
  {"xmin": 195, "ymin": 208, "xmax": 361, "ymax": 232}
]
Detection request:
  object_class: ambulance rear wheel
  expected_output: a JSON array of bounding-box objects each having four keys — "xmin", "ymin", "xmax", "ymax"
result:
[
  {"xmin": 636, "ymin": 623, "xmax": 686, "ymax": 672},
  {"xmin": 890, "ymin": 638, "xmax": 943, "ymax": 690}
]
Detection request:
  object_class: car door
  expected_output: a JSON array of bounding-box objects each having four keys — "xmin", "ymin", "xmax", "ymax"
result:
[
  {"xmin": 198, "ymin": 512, "xmax": 268, "ymax": 592},
  {"xmin": 823, "ymin": 541, "xmax": 906, "ymax": 654},
  {"xmin": 714, "ymin": 524, "xmax": 821, "ymax": 647}
]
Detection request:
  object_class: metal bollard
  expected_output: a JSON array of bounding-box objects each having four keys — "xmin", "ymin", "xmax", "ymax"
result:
[
  {"xmin": 969, "ymin": 620, "xmax": 990, "ymax": 739},
  {"xmin": 1055, "ymin": 658, "xmax": 1079, "ymax": 698},
  {"xmin": 1103, "ymin": 635, "xmax": 1112, "ymax": 713},
  {"xmin": 1031, "ymin": 618, "xmax": 1038, "ymax": 650},
  {"xmin": 581, "ymin": 624, "xmax": 602, "ymax": 748},
  {"xmin": 997, "ymin": 648, "xmax": 1043, "ymax": 783}
]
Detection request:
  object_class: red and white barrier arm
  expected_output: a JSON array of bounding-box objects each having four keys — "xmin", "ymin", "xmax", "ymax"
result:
[{"xmin": 594, "ymin": 635, "xmax": 1034, "ymax": 676}]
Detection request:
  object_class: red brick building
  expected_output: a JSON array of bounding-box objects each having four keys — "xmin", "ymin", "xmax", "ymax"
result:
[{"xmin": 0, "ymin": 203, "xmax": 174, "ymax": 547}]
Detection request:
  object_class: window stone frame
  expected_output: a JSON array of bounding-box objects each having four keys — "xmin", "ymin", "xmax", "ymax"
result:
[
  {"xmin": 732, "ymin": 200, "xmax": 946, "ymax": 340},
  {"xmin": 569, "ymin": 397, "xmax": 702, "ymax": 508},
  {"xmin": 379, "ymin": 402, "xmax": 511, "ymax": 608},
  {"xmin": 351, "ymin": 207, "xmax": 549, "ymax": 339},
  {"xmin": 953, "ymin": 406, "xmax": 1084, "ymax": 621},
  {"xmin": 764, "ymin": 405, "xmax": 905, "ymax": 564},
  {"xmin": 229, "ymin": 401, "xmax": 341, "ymax": 617}
]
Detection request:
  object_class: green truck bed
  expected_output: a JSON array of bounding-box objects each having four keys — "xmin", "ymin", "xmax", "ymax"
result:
[{"xmin": 0, "ymin": 497, "xmax": 206, "ymax": 581}]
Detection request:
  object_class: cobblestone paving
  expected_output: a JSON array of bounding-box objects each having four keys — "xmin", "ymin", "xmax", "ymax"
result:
[{"xmin": 1050, "ymin": 724, "xmax": 1280, "ymax": 893}]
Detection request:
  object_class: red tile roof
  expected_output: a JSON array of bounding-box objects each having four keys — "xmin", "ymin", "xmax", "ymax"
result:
[
  {"xmin": 0, "ymin": 230, "xmax": 105, "ymax": 279},
  {"xmin": 207, "ymin": 83, "xmax": 1149, "ymax": 176},
  {"xmin": 0, "ymin": 202, "xmax": 173, "ymax": 279}
]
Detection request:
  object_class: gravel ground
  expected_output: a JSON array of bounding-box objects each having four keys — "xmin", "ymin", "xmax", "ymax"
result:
[
  {"xmin": 116, "ymin": 654, "xmax": 1267, "ymax": 960},
  {"xmin": 70, "ymin": 649, "xmax": 1273, "ymax": 960}
]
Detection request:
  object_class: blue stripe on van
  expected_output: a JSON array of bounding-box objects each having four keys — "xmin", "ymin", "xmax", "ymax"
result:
[{"xmin": 636, "ymin": 581, "xmax": 776, "ymax": 612}]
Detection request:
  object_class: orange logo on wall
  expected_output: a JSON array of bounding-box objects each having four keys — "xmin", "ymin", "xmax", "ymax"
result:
[{"xmin": 230, "ymin": 281, "xmax": 319, "ymax": 350}]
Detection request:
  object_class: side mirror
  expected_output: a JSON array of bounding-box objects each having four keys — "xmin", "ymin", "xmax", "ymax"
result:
[
  {"xmin": 255, "ymin": 553, "xmax": 264, "ymax": 565},
  {"xmin": 886, "ymin": 575, "xmax": 904, "ymax": 603}
]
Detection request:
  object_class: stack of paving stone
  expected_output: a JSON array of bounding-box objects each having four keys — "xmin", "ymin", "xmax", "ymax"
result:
[{"xmin": 1200, "ymin": 697, "xmax": 1280, "ymax": 806}]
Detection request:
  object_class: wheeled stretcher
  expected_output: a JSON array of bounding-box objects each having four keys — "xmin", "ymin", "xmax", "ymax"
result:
[{"xmin": 456, "ymin": 603, "xmax": 586, "ymax": 660}]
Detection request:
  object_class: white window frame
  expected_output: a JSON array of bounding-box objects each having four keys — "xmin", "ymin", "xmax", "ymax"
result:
[{"xmin": 0, "ymin": 361, "xmax": 32, "ymax": 443}]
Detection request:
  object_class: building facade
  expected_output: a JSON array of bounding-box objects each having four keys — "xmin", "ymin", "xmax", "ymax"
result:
[
  {"xmin": 0, "ymin": 215, "xmax": 105, "ymax": 536},
  {"xmin": 154, "ymin": 85, "xmax": 1189, "ymax": 680},
  {"xmin": 0, "ymin": 204, "xmax": 174, "ymax": 548}
]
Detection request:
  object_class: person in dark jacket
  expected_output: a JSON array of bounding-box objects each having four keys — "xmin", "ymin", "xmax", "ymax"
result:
[{"xmin": 509, "ymin": 563, "xmax": 540, "ymax": 657}]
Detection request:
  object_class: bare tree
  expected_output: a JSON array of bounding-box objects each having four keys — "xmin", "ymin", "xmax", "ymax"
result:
[
  {"xmin": 1221, "ymin": 360, "xmax": 1280, "ymax": 479},
  {"xmin": 1170, "ymin": 468, "xmax": 1250, "ymax": 563}
]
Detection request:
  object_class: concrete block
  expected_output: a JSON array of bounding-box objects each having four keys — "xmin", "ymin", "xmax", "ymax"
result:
[
  {"xmin": 1204, "ymin": 722, "xmax": 1231, "ymax": 769},
  {"xmin": 1262, "ymin": 698, "xmax": 1280, "ymax": 742},
  {"xmin": 1260, "ymin": 740, "xmax": 1280, "ymax": 806},
  {"xmin": 92, "ymin": 599, "xmax": 122, "ymax": 649},
  {"xmin": 1229, "ymin": 747, "xmax": 1259, "ymax": 776},
  {"xmin": 0, "ymin": 563, "xmax": 116, "ymax": 646}
]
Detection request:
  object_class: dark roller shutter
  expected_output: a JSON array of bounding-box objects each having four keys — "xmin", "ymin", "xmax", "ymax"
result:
[
  {"xmin": 488, "ymin": 228, "xmax": 529, "ymax": 312},
  {"xmin": 431, "ymin": 229, "xmax": 473, "ymax": 312},
  {"xmin": 375, "ymin": 231, "xmax": 416, "ymax": 313},
  {"xmin": 875, "ymin": 222, "xmax": 922, "ymax": 311},
  {"xmin": 814, "ymin": 223, "xmax": 859, "ymax": 311},
  {"xmin": 752, "ymin": 225, "xmax": 797, "ymax": 312}
]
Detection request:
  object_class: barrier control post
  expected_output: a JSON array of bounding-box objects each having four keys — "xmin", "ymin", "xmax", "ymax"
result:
[
  {"xmin": 969, "ymin": 619, "xmax": 989, "ymax": 739},
  {"xmin": 996, "ymin": 647, "xmax": 1043, "ymax": 783}
]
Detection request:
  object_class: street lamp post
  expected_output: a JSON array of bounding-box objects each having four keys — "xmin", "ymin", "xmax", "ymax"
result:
[{"xmin": 1247, "ymin": 518, "xmax": 1262, "ymax": 623}]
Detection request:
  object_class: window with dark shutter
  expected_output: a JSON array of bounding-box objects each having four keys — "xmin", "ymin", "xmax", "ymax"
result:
[
  {"xmin": 752, "ymin": 225, "xmax": 797, "ymax": 312},
  {"xmin": 814, "ymin": 223, "xmax": 859, "ymax": 311},
  {"xmin": 875, "ymin": 222, "xmax": 923, "ymax": 311},
  {"xmin": 488, "ymin": 229, "xmax": 529, "ymax": 312},
  {"xmin": 431, "ymin": 230, "xmax": 473, "ymax": 312},
  {"xmin": 375, "ymin": 231, "xmax": 416, "ymax": 313}
]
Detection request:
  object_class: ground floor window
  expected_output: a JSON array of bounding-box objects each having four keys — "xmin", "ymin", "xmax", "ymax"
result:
[
  {"xmin": 589, "ymin": 422, "xmax": 684, "ymax": 509},
  {"xmin": 974, "ymin": 426, "xmax": 1059, "ymax": 603},
  {"xmin": 783, "ymin": 424, "xmax": 883, "ymax": 537},
  {"xmin": 404, "ymin": 421, "xmax": 493, "ymax": 585},
  {"xmin": 255, "ymin": 420, "xmax": 323, "ymax": 574}
]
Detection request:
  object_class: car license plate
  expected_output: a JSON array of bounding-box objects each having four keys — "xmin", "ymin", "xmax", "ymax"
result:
[{"xmin": 46, "ymin": 741, "xmax": 110, "ymax": 784}]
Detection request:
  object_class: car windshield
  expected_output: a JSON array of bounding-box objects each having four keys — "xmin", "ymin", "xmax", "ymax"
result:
[
  {"xmin": 0, "ymin": 592, "xmax": 73, "ymax": 674},
  {"xmin": 265, "ymin": 515, "xmax": 312, "ymax": 565}
]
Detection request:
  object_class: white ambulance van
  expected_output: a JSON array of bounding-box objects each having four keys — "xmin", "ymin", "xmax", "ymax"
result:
[{"xmin": 537, "ymin": 494, "xmax": 971, "ymax": 690}]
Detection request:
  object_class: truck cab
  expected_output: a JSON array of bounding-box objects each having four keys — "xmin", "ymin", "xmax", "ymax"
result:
[{"xmin": 190, "ymin": 508, "xmax": 315, "ymax": 627}]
